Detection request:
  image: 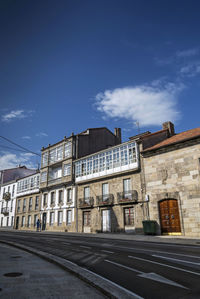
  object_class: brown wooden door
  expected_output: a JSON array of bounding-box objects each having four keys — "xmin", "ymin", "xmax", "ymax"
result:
[{"xmin": 159, "ymin": 199, "xmax": 181, "ymax": 234}]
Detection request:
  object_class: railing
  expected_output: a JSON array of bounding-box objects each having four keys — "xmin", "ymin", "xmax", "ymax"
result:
[
  {"xmin": 79, "ymin": 197, "xmax": 94, "ymax": 208},
  {"xmin": 96, "ymin": 194, "xmax": 114, "ymax": 206},
  {"xmin": 117, "ymin": 190, "xmax": 138, "ymax": 204},
  {"xmin": 3, "ymin": 192, "xmax": 11, "ymax": 201},
  {"xmin": 1, "ymin": 207, "xmax": 9, "ymax": 215}
]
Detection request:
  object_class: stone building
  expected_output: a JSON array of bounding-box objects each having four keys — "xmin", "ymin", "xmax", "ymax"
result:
[
  {"xmin": 39, "ymin": 127, "xmax": 121, "ymax": 232},
  {"xmin": 141, "ymin": 122, "xmax": 200, "ymax": 237},
  {"xmin": 0, "ymin": 166, "xmax": 36, "ymax": 229},
  {"xmin": 15, "ymin": 172, "xmax": 40, "ymax": 231},
  {"xmin": 75, "ymin": 139, "xmax": 145, "ymax": 233}
]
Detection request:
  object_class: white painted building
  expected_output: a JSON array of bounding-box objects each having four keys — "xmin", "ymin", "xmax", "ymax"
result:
[{"xmin": 0, "ymin": 181, "xmax": 17, "ymax": 228}]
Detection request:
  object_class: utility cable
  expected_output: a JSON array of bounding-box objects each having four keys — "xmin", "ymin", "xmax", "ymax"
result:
[
  {"xmin": 0, "ymin": 144, "xmax": 30, "ymax": 153},
  {"xmin": 0, "ymin": 135, "xmax": 41, "ymax": 157}
]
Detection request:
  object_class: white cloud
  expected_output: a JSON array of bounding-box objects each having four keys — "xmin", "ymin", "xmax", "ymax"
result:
[
  {"xmin": 96, "ymin": 83, "xmax": 182, "ymax": 127},
  {"xmin": 22, "ymin": 136, "xmax": 31, "ymax": 140},
  {"xmin": 36, "ymin": 132, "xmax": 48, "ymax": 137},
  {"xmin": 1, "ymin": 109, "xmax": 34, "ymax": 122},
  {"xmin": 176, "ymin": 48, "xmax": 199, "ymax": 58},
  {"xmin": 179, "ymin": 61, "xmax": 200, "ymax": 77},
  {"xmin": 0, "ymin": 152, "xmax": 35, "ymax": 171}
]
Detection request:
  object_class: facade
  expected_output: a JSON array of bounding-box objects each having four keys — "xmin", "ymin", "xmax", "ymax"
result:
[
  {"xmin": 141, "ymin": 123, "xmax": 200, "ymax": 237},
  {"xmin": 0, "ymin": 166, "xmax": 36, "ymax": 229},
  {"xmin": 39, "ymin": 127, "xmax": 121, "ymax": 232},
  {"xmin": 15, "ymin": 172, "xmax": 40, "ymax": 231},
  {"xmin": 75, "ymin": 140, "xmax": 145, "ymax": 233}
]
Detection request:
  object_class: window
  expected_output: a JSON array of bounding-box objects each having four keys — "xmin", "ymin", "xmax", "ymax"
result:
[
  {"xmin": 17, "ymin": 200, "xmax": 21, "ymax": 212},
  {"xmin": 67, "ymin": 189, "xmax": 72, "ymax": 203},
  {"xmin": 50, "ymin": 212, "xmax": 54, "ymax": 226},
  {"xmin": 64, "ymin": 141, "xmax": 72, "ymax": 158},
  {"xmin": 1, "ymin": 217, "xmax": 3, "ymax": 227},
  {"xmin": 23, "ymin": 199, "xmax": 26, "ymax": 212},
  {"xmin": 11, "ymin": 216, "xmax": 14, "ymax": 227},
  {"xmin": 41, "ymin": 171, "xmax": 47, "ymax": 183},
  {"xmin": 49, "ymin": 166, "xmax": 62, "ymax": 180},
  {"xmin": 63, "ymin": 163, "xmax": 71, "ymax": 176},
  {"xmin": 29, "ymin": 197, "xmax": 32, "ymax": 210},
  {"xmin": 49, "ymin": 146, "xmax": 63, "ymax": 164},
  {"xmin": 34, "ymin": 215, "xmax": 38, "ymax": 227},
  {"xmin": 102, "ymin": 183, "xmax": 109, "ymax": 201},
  {"xmin": 67, "ymin": 210, "xmax": 72, "ymax": 225},
  {"xmin": 43, "ymin": 193, "xmax": 47, "ymax": 206},
  {"xmin": 42, "ymin": 152, "xmax": 48, "ymax": 167},
  {"xmin": 12, "ymin": 185, "xmax": 15, "ymax": 197},
  {"xmin": 11, "ymin": 199, "xmax": 13, "ymax": 212},
  {"xmin": 83, "ymin": 211, "xmax": 91, "ymax": 226},
  {"xmin": 75, "ymin": 142, "xmax": 137, "ymax": 178},
  {"xmin": 84, "ymin": 187, "xmax": 90, "ymax": 199},
  {"xmin": 58, "ymin": 211, "xmax": 63, "ymax": 226},
  {"xmin": 58, "ymin": 190, "xmax": 63, "ymax": 204},
  {"xmin": 50, "ymin": 192, "xmax": 55, "ymax": 205},
  {"xmin": 6, "ymin": 217, "xmax": 9, "ymax": 226},
  {"xmin": 21, "ymin": 216, "xmax": 25, "ymax": 227},
  {"xmin": 35, "ymin": 196, "xmax": 39, "ymax": 210},
  {"xmin": 123, "ymin": 179, "xmax": 131, "ymax": 198},
  {"xmin": 124, "ymin": 207, "xmax": 134, "ymax": 226},
  {"xmin": 27, "ymin": 215, "xmax": 31, "ymax": 227}
]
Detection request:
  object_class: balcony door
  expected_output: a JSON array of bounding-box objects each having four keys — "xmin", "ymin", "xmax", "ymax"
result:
[
  {"xmin": 102, "ymin": 183, "xmax": 109, "ymax": 201},
  {"xmin": 102, "ymin": 209, "xmax": 111, "ymax": 232},
  {"xmin": 123, "ymin": 178, "xmax": 131, "ymax": 199}
]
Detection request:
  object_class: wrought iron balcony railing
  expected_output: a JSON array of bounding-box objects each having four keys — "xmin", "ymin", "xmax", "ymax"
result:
[
  {"xmin": 117, "ymin": 190, "xmax": 138, "ymax": 204},
  {"xmin": 3, "ymin": 192, "xmax": 11, "ymax": 201},
  {"xmin": 1, "ymin": 207, "xmax": 9, "ymax": 215},
  {"xmin": 79, "ymin": 197, "xmax": 94, "ymax": 208},
  {"xmin": 96, "ymin": 194, "xmax": 114, "ymax": 206}
]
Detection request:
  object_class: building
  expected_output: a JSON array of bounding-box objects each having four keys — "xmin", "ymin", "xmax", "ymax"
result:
[
  {"xmin": 39, "ymin": 127, "xmax": 121, "ymax": 232},
  {"xmin": 15, "ymin": 171, "xmax": 40, "ymax": 231},
  {"xmin": 141, "ymin": 122, "xmax": 200, "ymax": 237},
  {"xmin": 0, "ymin": 166, "xmax": 36, "ymax": 229},
  {"xmin": 75, "ymin": 139, "xmax": 145, "ymax": 233}
]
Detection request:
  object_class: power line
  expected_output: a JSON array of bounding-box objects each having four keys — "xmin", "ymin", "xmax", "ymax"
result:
[
  {"xmin": 0, "ymin": 144, "xmax": 29, "ymax": 153},
  {"xmin": 0, "ymin": 136, "xmax": 41, "ymax": 157}
]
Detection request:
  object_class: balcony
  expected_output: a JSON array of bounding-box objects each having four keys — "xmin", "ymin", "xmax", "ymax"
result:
[
  {"xmin": 117, "ymin": 190, "xmax": 138, "ymax": 204},
  {"xmin": 3, "ymin": 192, "xmax": 11, "ymax": 201},
  {"xmin": 96, "ymin": 194, "xmax": 114, "ymax": 206},
  {"xmin": 1, "ymin": 207, "xmax": 9, "ymax": 215},
  {"xmin": 79, "ymin": 197, "xmax": 94, "ymax": 208},
  {"xmin": 48, "ymin": 177, "xmax": 62, "ymax": 186}
]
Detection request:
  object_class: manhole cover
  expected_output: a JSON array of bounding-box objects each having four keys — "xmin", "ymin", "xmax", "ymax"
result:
[
  {"xmin": 4, "ymin": 272, "xmax": 22, "ymax": 277},
  {"xmin": 10, "ymin": 256, "xmax": 22, "ymax": 259}
]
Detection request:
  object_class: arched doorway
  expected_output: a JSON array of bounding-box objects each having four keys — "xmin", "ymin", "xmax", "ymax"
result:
[{"xmin": 159, "ymin": 199, "xmax": 181, "ymax": 234}]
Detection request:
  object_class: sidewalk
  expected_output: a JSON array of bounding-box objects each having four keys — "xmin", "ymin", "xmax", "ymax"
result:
[{"xmin": 0, "ymin": 243, "xmax": 105, "ymax": 299}]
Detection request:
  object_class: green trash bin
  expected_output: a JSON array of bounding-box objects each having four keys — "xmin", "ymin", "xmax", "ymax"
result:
[{"xmin": 142, "ymin": 220, "xmax": 157, "ymax": 235}]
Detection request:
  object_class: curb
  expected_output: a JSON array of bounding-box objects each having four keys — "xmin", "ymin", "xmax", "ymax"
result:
[{"xmin": 0, "ymin": 240, "xmax": 143, "ymax": 299}]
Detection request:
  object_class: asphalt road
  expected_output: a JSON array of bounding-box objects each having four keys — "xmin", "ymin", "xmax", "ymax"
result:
[{"xmin": 0, "ymin": 231, "xmax": 200, "ymax": 299}]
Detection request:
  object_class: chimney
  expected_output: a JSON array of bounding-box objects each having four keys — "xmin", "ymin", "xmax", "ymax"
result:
[
  {"xmin": 162, "ymin": 121, "xmax": 175, "ymax": 136},
  {"xmin": 114, "ymin": 128, "xmax": 121, "ymax": 143}
]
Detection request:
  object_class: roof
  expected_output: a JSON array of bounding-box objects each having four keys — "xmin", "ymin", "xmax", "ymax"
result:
[
  {"xmin": 1, "ymin": 167, "xmax": 37, "ymax": 185},
  {"xmin": 142, "ymin": 127, "xmax": 200, "ymax": 152}
]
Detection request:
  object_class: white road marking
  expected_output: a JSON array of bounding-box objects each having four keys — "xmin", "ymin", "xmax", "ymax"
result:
[
  {"xmin": 130, "ymin": 248, "xmax": 200, "ymax": 260},
  {"xmin": 62, "ymin": 242, "xmax": 71, "ymax": 245},
  {"xmin": 105, "ymin": 259, "xmax": 143, "ymax": 274},
  {"xmin": 152, "ymin": 254, "xmax": 200, "ymax": 265},
  {"xmin": 80, "ymin": 245, "xmax": 91, "ymax": 249},
  {"xmin": 138, "ymin": 272, "xmax": 188, "ymax": 289},
  {"xmin": 83, "ymin": 267, "xmax": 144, "ymax": 299},
  {"xmin": 128, "ymin": 256, "xmax": 200, "ymax": 276},
  {"xmin": 101, "ymin": 250, "xmax": 114, "ymax": 254},
  {"xmin": 105, "ymin": 259, "xmax": 187, "ymax": 289}
]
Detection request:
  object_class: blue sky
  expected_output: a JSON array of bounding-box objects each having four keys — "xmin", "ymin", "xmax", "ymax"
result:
[{"xmin": 1, "ymin": 0, "xmax": 200, "ymax": 169}]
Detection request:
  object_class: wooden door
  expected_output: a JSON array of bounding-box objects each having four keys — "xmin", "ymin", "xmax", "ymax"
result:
[{"xmin": 159, "ymin": 199, "xmax": 181, "ymax": 234}]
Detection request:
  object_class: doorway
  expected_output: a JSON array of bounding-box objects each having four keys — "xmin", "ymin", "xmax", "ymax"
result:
[
  {"xmin": 16, "ymin": 216, "xmax": 19, "ymax": 229},
  {"xmin": 159, "ymin": 199, "xmax": 181, "ymax": 234},
  {"xmin": 42, "ymin": 213, "xmax": 46, "ymax": 231},
  {"xmin": 102, "ymin": 209, "xmax": 111, "ymax": 232}
]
